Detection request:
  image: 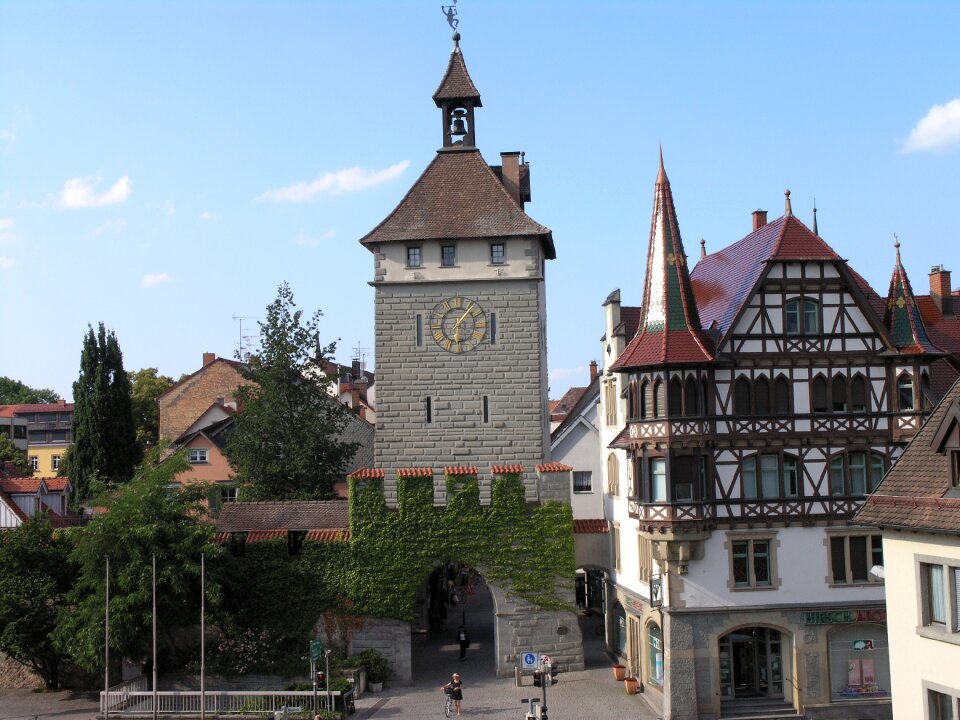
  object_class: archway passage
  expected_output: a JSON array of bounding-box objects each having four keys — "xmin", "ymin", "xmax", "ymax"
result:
[
  {"xmin": 410, "ymin": 564, "xmax": 496, "ymax": 685},
  {"xmin": 719, "ymin": 627, "xmax": 785, "ymax": 700}
]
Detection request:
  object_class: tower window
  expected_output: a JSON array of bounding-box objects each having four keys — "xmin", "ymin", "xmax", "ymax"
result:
[
  {"xmin": 406, "ymin": 246, "xmax": 422, "ymax": 268},
  {"xmin": 490, "ymin": 313, "xmax": 498, "ymax": 344},
  {"xmin": 482, "ymin": 396, "xmax": 489, "ymax": 424},
  {"xmin": 490, "ymin": 243, "xmax": 505, "ymax": 265},
  {"xmin": 425, "ymin": 397, "xmax": 433, "ymax": 424},
  {"xmin": 441, "ymin": 245, "xmax": 456, "ymax": 267},
  {"xmin": 416, "ymin": 314, "xmax": 423, "ymax": 346}
]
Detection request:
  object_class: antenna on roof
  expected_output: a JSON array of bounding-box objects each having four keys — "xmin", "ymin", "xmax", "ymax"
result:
[
  {"xmin": 352, "ymin": 342, "xmax": 371, "ymax": 375},
  {"xmin": 232, "ymin": 314, "xmax": 259, "ymax": 360}
]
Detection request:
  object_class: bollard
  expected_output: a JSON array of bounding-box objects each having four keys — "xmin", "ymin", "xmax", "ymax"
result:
[{"xmin": 515, "ymin": 665, "xmax": 522, "ymax": 687}]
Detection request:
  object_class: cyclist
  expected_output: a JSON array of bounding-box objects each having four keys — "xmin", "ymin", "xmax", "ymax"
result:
[{"xmin": 441, "ymin": 672, "xmax": 463, "ymax": 716}]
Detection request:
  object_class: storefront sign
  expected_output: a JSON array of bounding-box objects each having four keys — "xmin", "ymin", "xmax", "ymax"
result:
[
  {"xmin": 803, "ymin": 609, "xmax": 886, "ymax": 625},
  {"xmin": 650, "ymin": 574, "xmax": 663, "ymax": 608}
]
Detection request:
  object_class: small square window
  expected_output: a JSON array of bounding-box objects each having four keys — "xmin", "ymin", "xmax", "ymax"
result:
[
  {"xmin": 490, "ymin": 243, "xmax": 505, "ymax": 265},
  {"xmin": 220, "ymin": 485, "xmax": 238, "ymax": 504},
  {"xmin": 441, "ymin": 245, "xmax": 456, "ymax": 267},
  {"xmin": 189, "ymin": 448, "xmax": 208, "ymax": 464},
  {"xmin": 573, "ymin": 471, "xmax": 592, "ymax": 493},
  {"xmin": 13, "ymin": 425, "xmax": 26, "ymax": 439},
  {"xmin": 29, "ymin": 456, "xmax": 38, "ymax": 472},
  {"xmin": 407, "ymin": 246, "xmax": 422, "ymax": 268},
  {"xmin": 51, "ymin": 455, "xmax": 61, "ymax": 472}
]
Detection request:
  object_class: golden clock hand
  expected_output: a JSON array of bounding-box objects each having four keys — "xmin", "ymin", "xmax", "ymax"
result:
[{"xmin": 453, "ymin": 303, "xmax": 474, "ymax": 330}]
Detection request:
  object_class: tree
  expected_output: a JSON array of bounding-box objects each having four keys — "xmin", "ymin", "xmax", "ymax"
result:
[
  {"xmin": 0, "ymin": 376, "xmax": 60, "ymax": 404},
  {"xmin": 0, "ymin": 434, "xmax": 31, "ymax": 475},
  {"xmin": 226, "ymin": 283, "xmax": 358, "ymax": 500},
  {"xmin": 68, "ymin": 324, "xmax": 141, "ymax": 500},
  {"xmin": 55, "ymin": 450, "xmax": 219, "ymax": 672},
  {"xmin": 0, "ymin": 516, "xmax": 77, "ymax": 688},
  {"xmin": 129, "ymin": 368, "xmax": 175, "ymax": 448}
]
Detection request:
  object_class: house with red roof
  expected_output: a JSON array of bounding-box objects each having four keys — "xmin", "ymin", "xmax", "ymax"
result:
[
  {"xmin": 0, "ymin": 469, "xmax": 75, "ymax": 529},
  {"xmin": 598, "ymin": 153, "xmax": 960, "ymax": 719},
  {"xmin": 0, "ymin": 400, "xmax": 74, "ymax": 478}
]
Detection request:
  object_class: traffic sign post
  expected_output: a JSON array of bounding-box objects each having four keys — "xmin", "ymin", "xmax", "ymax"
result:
[{"xmin": 521, "ymin": 652, "xmax": 538, "ymax": 670}]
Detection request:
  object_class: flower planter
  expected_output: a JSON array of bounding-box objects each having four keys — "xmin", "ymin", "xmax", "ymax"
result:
[
  {"xmin": 613, "ymin": 664, "xmax": 626, "ymax": 681},
  {"xmin": 624, "ymin": 676, "xmax": 639, "ymax": 694},
  {"xmin": 368, "ymin": 681, "xmax": 383, "ymax": 693}
]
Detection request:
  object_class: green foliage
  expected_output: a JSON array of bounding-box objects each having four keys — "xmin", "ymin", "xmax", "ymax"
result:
[
  {"xmin": 350, "ymin": 649, "xmax": 392, "ymax": 683},
  {"xmin": 226, "ymin": 283, "xmax": 359, "ymax": 500},
  {"xmin": 0, "ymin": 376, "xmax": 60, "ymax": 404},
  {"xmin": 0, "ymin": 434, "xmax": 30, "ymax": 475},
  {"xmin": 0, "ymin": 516, "xmax": 77, "ymax": 688},
  {"xmin": 69, "ymin": 323, "xmax": 142, "ymax": 500},
  {"xmin": 128, "ymin": 368, "xmax": 175, "ymax": 448},
  {"xmin": 55, "ymin": 450, "xmax": 220, "ymax": 671}
]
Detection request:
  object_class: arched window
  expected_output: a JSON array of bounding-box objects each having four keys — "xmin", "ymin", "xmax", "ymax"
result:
[
  {"xmin": 653, "ymin": 379, "xmax": 665, "ymax": 418},
  {"xmin": 685, "ymin": 376, "xmax": 698, "ymax": 416},
  {"xmin": 669, "ymin": 377, "xmax": 683, "ymax": 416},
  {"xmin": 641, "ymin": 380, "xmax": 650, "ymax": 419},
  {"xmin": 607, "ymin": 453, "xmax": 620, "ymax": 497},
  {"xmin": 812, "ymin": 374, "xmax": 828, "ymax": 413},
  {"xmin": 773, "ymin": 375, "xmax": 790, "ymax": 415},
  {"xmin": 851, "ymin": 374, "xmax": 867, "ymax": 413},
  {"xmin": 832, "ymin": 375, "xmax": 848, "ymax": 413},
  {"xmin": 897, "ymin": 374, "xmax": 915, "ymax": 411},
  {"xmin": 647, "ymin": 623, "xmax": 663, "ymax": 686},
  {"xmin": 754, "ymin": 376, "xmax": 771, "ymax": 415},
  {"xmin": 734, "ymin": 376, "xmax": 751, "ymax": 415},
  {"xmin": 785, "ymin": 297, "xmax": 820, "ymax": 335},
  {"xmin": 701, "ymin": 376, "xmax": 710, "ymax": 415},
  {"xmin": 628, "ymin": 380, "xmax": 639, "ymax": 420}
]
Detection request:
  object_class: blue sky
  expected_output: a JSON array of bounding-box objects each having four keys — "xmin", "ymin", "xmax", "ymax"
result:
[{"xmin": 2, "ymin": 1, "xmax": 959, "ymax": 401}]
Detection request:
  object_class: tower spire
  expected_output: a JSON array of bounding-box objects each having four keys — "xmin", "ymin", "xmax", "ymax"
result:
[
  {"xmin": 784, "ymin": 189, "xmax": 793, "ymax": 217},
  {"xmin": 884, "ymin": 235, "xmax": 938, "ymax": 354},
  {"xmin": 433, "ymin": 31, "xmax": 482, "ymax": 150},
  {"xmin": 812, "ymin": 200, "xmax": 819, "ymax": 236}
]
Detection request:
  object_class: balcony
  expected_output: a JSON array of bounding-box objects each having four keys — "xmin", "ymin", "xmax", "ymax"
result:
[{"xmin": 628, "ymin": 495, "xmax": 867, "ymax": 527}]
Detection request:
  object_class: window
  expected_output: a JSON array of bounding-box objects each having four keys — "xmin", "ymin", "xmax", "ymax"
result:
[
  {"xmin": 640, "ymin": 380, "xmax": 649, "ymax": 418},
  {"xmin": 51, "ymin": 430, "xmax": 67, "ymax": 442},
  {"xmin": 734, "ymin": 376, "xmax": 751, "ymax": 415},
  {"xmin": 51, "ymin": 455, "xmax": 61, "ymax": 472},
  {"xmin": 220, "ymin": 485, "xmax": 238, "ymax": 504},
  {"xmin": 754, "ymin": 376, "xmax": 770, "ymax": 415},
  {"xmin": 832, "ymin": 375, "xmax": 847, "ymax": 412},
  {"xmin": 923, "ymin": 562, "xmax": 948, "ymax": 626},
  {"xmin": 928, "ymin": 689, "xmax": 958, "ymax": 720},
  {"xmin": 406, "ymin": 246, "xmax": 422, "ymax": 268},
  {"xmin": 785, "ymin": 298, "xmax": 819, "ymax": 334},
  {"xmin": 653, "ymin": 380, "xmax": 664, "ymax": 418},
  {"xmin": 773, "ymin": 376, "xmax": 790, "ymax": 415},
  {"xmin": 951, "ymin": 450, "xmax": 960, "ymax": 488},
  {"xmin": 918, "ymin": 559, "xmax": 960, "ymax": 643},
  {"xmin": 668, "ymin": 377, "xmax": 683, "ymax": 416},
  {"xmin": 13, "ymin": 425, "xmax": 26, "ymax": 439},
  {"xmin": 416, "ymin": 314, "xmax": 423, "ymax": 346},
  {"xmin": 684, "ymin": 376, "xmax": 698, "ymax": 416},
  {"xmin": 898, "ymin": 374, "xmax": 915, "ymax": 411},
  {"xmin": 828, "ymin": 533, "xmax": 883, "ymax": 584},
  {"xmin": 573, "ymin": 471, "xmax": 592, "ymax": 492},
  {"xmin": 482, "ymin": 396, "xmax": 489, "ymax": 424},
  {"xmin": 851, "ymin": 374, "xmax": 867, "ymax": 412},
  {"xmin": 441, "ymin": 244, "xmax": 456, "ymax": 267},
  {"xmin": 638, "ymin": 534, "xmax": 653, "ymax": 582},
  {"xmin": 828, "ymin": 624, "xmax": 891, "ymax": 701},
  {"xmin": 287, "ymin": 530, "xmax": 306, "ymax": 556},
  {"xmin": 742, "ymin": 454, "xmax": 799, "ymax": 499},
  {"xmin": 604, "ymin": 381, "xmax": 618, "ymax": 426},
  {"xmin": 829, "ymin": 452, "xmax": 884, "ymax": 496},
  {"xmin": 425, "ymin": 397, "xmax": 433, "ymax": 424},
  {"xmin": 612, "ymin": 524, "xmax": 621, "ymax": 572},
  {"xmin": 647, "ymin": 624, "xmax": 664, "ymax": 686},
  {"xmin": 188, "ymin": 448, "xmax": 208, "ymax": 464},
  {"xmin": 490, "ymin": 243, "xmax": 505, "ymax": 265},
  {"xmin": 29, "ymin": 430, "xmax": 46, "ymax": 443},
  {"xmin": 29, "ymin": 456, "xmax": 38, "ymax": 471},
  {"xmin": 650, "ymin": 458, "xmax": 667, "ymax": 502},
  {"xmin": 727, "ymin": 533, "xmax": 778, "ymax": 589},
  {"xmin": 490, "ymin": 312, "xmax": 497, "ymax": 344},
  {"xmin": 628, "ymin": 380, "xmax": 639, "ymax": 419},
  {"xmin": 607, "ymin": 454, "xmax": 620, "ymax": 497},
  {"xmin": 673, "ymin": 456, "xmax": 695, "ymax": 501},
  {"xmin": 812, "ymin": 375, "xmax": 828, "ymax": 413}
]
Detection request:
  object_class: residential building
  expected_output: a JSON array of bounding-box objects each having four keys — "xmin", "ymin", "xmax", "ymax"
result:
[
  {"xmin": 599, "ymin": 154, "xmax": 959, "ymax": 719},
  {"xmin": 0, "ymin": 407, "xmax": 28, "ymax": 453},
  {"xmin": 0, "ymin": 470, "xmax": 74, "ymax": 529},
  {"xmin": 856, "ymin": 377, "xmax": 960, "ymax": 719},
  {"xmin": 157, "ymin": 353, "xmax": 249, "ymax": 441},
  {"xmin": 0, "ymin": 400, "xmax": 74, "ymax": 477}
]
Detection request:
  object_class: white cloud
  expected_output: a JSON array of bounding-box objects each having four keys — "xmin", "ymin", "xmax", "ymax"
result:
[
  {"xmin": 199, "ymin": 210, "xmax": 216, "ymax": 221},
  {"xmin": 0, "ymin": 218, "xmax": 18, "ymax": 246},
  {"xmin": 0, "ymin": 219, "xmax": 13, "ymax": 231},
  {"xmin": 294, "ymin": 230, "xmax": 336, "ymax": 247},
  {"xmin": 141, "ymin": 273, "xmax": 171, "ymax": 288},
  {"xmin": 549, "ymin": 366, "xmax": 589, "ymax": 384},
  {"xmin": 62, "ymin": 175, "xmax": 132, "ymax": 208},
  {"xmin": 163, "ymin": 200, "xmax": 175, "ymax": 217},
  {"xmin": 92, "ymin": 218, "xmax": 127, "ymax": 236},
  {"xmin": 257, "ymin": 161, "xmax": 411, "ymax": 203},
  {"xmin": 904, "ymin": 98, "xmax": 960, "ymax": 152},
  {"xmin": 0, "ymin": 256, "xmax": 16, "ymax": 268}
]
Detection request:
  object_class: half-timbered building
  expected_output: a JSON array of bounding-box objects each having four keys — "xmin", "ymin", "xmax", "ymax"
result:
[{"xmin": 599, "ymin": 153, "xmax": 960, "ymax": 720}]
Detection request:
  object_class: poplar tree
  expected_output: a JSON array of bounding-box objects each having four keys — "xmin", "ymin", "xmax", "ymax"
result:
[{"xmin": 68, "ymin": 324, "xmax": 141, "ymax": 500}]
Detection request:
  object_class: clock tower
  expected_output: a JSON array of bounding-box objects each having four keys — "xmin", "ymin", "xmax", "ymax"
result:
[{"xmin": 359, "ymin": 32, "xmax": 557, "ymax": 505}]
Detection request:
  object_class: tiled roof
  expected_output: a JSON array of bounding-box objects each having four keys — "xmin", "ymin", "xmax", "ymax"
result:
[
  {"xmin": 397, "ymin": 467, "xmax": 434, "ymax": 478},
  {"xmin": 884, "ymin": 247, "xmax": 941, "ymax": 354},
  {"xmin": 491, "ymin": 464, "xmax": 524, "ymax": 474},
  {"xmin": 432, "ymin": 42, "xmax": 482, "ymax": 105},
  {"xmin": 358, "ymin": 150, "xmax": 555, "ymax": 258},
  {"xmin": 0, "ymin": 476, "xmax": 70, "ymax": 493},
  {"xmin": 856, "ymin": 377, "xmax": 960, "ymax": 532},
  {"xmin": 216, "ymin": 501, "xmax": 348, "ymax": 532},
  {"xmin": 607, "ymin": 426, "xmax": 632, "ymax": 449},
  {"xmin": 535, "ymin": 463, "xmax": 572, "ymax": 473},
  {"xmin": 620, "ymin": 307, "xmax": 642, "ymax": 338},
  {"xmin": 0, "ymin": 402, "xmax": 74, "ymax": 415},
  {"xmin": 215, "ymin": 529, "xmax": 350, "ymax": 544},
  {"xmin": 349, "ymin": 468, "xmax": 384, "ymax": 479},
  {"xmin": 550, "ymin": 386, "xmax": 586, "ymax": 419},
  {"xmin": 444, "ymin": 466, "xmax": 479, "ymax": 476},
  {"xmin": 573, "ymin": 519, "xmax": 608, "ymax": 534},
  {"xmin": 918, "ymin": 295, "xmax": 960, "ymax": 358},
  {"xmin": 156, "ymin": 357, "xmax": 245, "ymax": 401},
  {"xmin": 551, "ymin": 376, "xmax": 600, "ymax": 440}
]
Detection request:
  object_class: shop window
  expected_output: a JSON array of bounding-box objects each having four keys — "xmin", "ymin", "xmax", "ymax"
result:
[
  {"xmin": 607, "ymin": 454, "xmax": 620, "ymax": 497},
  {"xmin": 650, "ymin": 458, "xmax": 667, "ymax": 502},
  {"xmin": 647, "ymin": 623, "xmax": 664, "ymax": 686},
  {"xmin": 898, "ymin": 373, "xmax": 915, "ymax": 411},
  {"xmin": 828, "ymin": 624, "xmax": 890, "ymax": 700},
  {"xmin": 614, "ymin": 604, "xmax": 627, "ymax": 656},
  {"xmin": 727, "ymin": 533, "xmax": 778, "ymax": 590},
  {"xmin": 828, "ymin": 532, "xmax": 883, "ymax": 584}
]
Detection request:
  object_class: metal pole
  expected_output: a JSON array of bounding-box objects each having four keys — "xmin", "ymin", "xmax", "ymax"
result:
[
  {"xmin": 201, "ymin": 553, "xmax": 206, "ymax": 720},
  {"xmin": 311, "ymin": 659, "xmax": 317, "ymax": 713},
  {"xmin": 104, "ymin": 556, "xmax": 110, "ymax": 720},
  {"xmin": 152, "ymin": 554, "xmax": 157, "ymax": 720},
  {"xmin": 325, "ymin": 649, "xmax": 331, "ymax": 711},
  {"xmin": 541, "ymin": 661, "xmax": 548, "ymax": 719}
]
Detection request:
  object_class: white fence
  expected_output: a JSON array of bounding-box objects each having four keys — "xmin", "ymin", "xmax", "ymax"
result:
[{"xmin": 100, "ymin": 689, "xmax": 351, "ymax": 716}]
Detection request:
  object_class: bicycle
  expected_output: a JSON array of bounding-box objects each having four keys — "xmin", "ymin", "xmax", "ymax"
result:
[{"xmin": 443, "ymin": 687, "xmax": 454, "ymax": 717}]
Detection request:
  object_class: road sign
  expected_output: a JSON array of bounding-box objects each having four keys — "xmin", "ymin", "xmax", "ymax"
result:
[
  {"xmin": 310, "ymin": 640, "xmax": 324, "ymax": 662},
  {"xmin": 522, "ymin": 652, "xmax": 538, "ymax": 669},
  {"xmin": 539, "ymin": 654, "xmax": 552, "ymax": 666},
  {"xmin": 853, "ymin": 639, "xmax": 874, "ymax": 651}
]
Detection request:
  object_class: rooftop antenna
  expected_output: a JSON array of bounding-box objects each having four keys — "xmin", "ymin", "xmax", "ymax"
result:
[
  {"xmin": 352, "ymin": 341, "xmax": 371, "ymax": 374},
  {"xmin": 232, "ymin": 314, "xmax": 259, "ymax": 359},
  {"xmin": 441, "ymin": 0, "xmax": 459, "ymax": 32}
]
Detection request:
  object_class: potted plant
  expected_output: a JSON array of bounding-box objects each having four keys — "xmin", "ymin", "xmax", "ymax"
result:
[
  {"xmin": 613, "ymin": 663, "xmax": 626, "ymax": 681},
  {"xmin": 624, "ymin": 676, "xmax": 639, "ymax": 694},
  {"xmin": 353, "ymin": 649, "xmax": 392, "ymax": 692}
]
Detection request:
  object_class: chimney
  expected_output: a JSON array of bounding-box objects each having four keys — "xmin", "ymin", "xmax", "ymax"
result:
[
  {"xmin": 589, "ymin": 360, "xmax": 598, "ymax": 382},
  {"xmin": 202, "ymin": 352, "xmax": 216, "ymax": 367},
  {"xmin": 752, "ymin": 209, "xmax": 768, "ymax": 232},
  {"xmin": 930, "ymin": 265, "xmax": 955, "ymax": 318},
  {"xmin": 499, "ymin": 151, "xmax": 523, "ymax": 207}
]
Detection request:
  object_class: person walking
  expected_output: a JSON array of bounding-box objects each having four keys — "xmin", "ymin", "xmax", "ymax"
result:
[
  {"xmin": 456, "ymin": 624, "xmax": 470, "ymax": 660},
  {"xmin": 442, "ymin": 672, "xmax": 463, "ymax": 716}
]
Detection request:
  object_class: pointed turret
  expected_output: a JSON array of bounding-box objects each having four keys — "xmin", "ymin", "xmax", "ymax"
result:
[
  {"xmin": 433, "ymin": 32, "xmax": 482, "ymax": 149},
  {"xmin": 884, "ymin": 237, "xmax": 941, "ymax": 354},
  {"xmin": 812, "ymin": 201, "xmax": 819, "ymax": 236},
  {"xmin": 612, "ymin": 153, "xmax": 712, "ymax": 370}
]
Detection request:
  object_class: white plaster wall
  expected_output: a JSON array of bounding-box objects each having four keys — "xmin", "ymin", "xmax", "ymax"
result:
[
  {"xmin": 674, "ymin": 526, "xmax": 886, "ymax": 609},
  {"xmin": 552, "ymin": 406, "xmax": 603, "ymax": 520},
  {"xmin": 379, "ymin": 236, "xmax": 539, "ymax": 282},
  {"xmin": 883, "ymin": 531, "xmax": 960, "ymax": 718}
]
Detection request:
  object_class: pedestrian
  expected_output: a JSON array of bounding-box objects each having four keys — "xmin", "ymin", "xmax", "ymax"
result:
[
  {"xmin": 456, "ymin": 624, "xmax": 470, "ymax": 660},
  {"xmin": 442, "ymin": 672, "xmax": 463, "ymax": 716}
]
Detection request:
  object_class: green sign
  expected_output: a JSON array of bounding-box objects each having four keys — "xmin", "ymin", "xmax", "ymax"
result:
[
  {"xmin": 310, "ymin": 640, "xmax": 324, "ymax": 662},
  {"xmin": 853, "ymin": 639, "xmax": 874, "ymax": 651}
]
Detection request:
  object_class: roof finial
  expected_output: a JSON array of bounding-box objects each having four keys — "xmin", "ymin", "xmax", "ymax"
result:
[
  {"xmin": 894, "ymin": 233, "xmax": 901, "ymax": 261},
  {"xmin": 784, "ymin": 189, "xmax": 792, "ymax": 217},
  {"xmin": 812, "ymin": 199, "xmax": 818, "ymax": 235},
  {"xmin": 442, "ymin": 1, "xmax": 460, "ymax": 37},
  {"xmin": 657, "ymin": 145, "xmax": 668, "ymax": 185},
  {"xmin": 700, "ymin": 237, "xmax": 706, "ymax": 259}
]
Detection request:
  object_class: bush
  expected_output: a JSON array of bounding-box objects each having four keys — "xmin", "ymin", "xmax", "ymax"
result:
[{"xmin": 350, "ymin": 649, "xmax": 392, "ymax": 684}]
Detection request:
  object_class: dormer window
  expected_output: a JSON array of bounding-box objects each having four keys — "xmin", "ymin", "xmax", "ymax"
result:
[
  {"xmin": 785, "ymin": 298, "xmax": 819, "ymax": 335},
  {"xmin": 897, "ymin": 374, "xmax": 915, "ymax": 411},
  {"xmin": 951, "ymin": 450, "xmax": 960, "ymax": 488}
]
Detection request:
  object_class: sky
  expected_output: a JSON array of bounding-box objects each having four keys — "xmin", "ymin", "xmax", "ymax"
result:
[{"xmin": 2, "ymin": 1, "xmax": 959, "ymax": 402}]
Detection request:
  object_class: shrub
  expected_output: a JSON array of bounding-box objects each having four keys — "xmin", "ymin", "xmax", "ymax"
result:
[{"xmin": 350, "ymin": 649, "xmax": 392, "ymax": 684}]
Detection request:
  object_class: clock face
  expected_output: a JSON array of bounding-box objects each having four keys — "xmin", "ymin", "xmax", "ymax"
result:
[{"xmin": 430, "ymin": 296, "xmax": 487, "ymax": 353}]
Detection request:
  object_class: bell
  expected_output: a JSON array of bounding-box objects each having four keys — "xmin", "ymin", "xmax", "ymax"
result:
[{"xmin": 450, "ymin": 116, "xmax": 467, "ymax": 138}]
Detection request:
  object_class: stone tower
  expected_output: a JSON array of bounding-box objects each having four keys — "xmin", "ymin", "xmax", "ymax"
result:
[{"xmin": 359, "ymin": 32, "xmax": 557, "ymax": 506}]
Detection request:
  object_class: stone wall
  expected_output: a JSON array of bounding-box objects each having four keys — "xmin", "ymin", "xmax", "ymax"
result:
[
  {"xmin": 0, "ymin": 652, "xmax": 42, "ymax": 689},
  {"xmin": 349, "ymin": 618, "xmax": 412, "ymax": 684}
]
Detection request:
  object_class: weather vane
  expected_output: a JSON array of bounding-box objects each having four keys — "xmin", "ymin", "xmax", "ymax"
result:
[{"xmin": 441, "ymin": 0, "xmax": 459, "ymax": 32}]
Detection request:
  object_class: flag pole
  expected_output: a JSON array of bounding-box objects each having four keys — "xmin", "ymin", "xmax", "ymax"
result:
[
  {"xmin": 201, "ymin": 553, "xmax": 206, "ymax": 720},
  {"xmin": 153, "ymin": 554, "xmax": 158, "ymax": 720},
  {"xmin": 104, "ymin": 556, "xmax": 110, "ymax": 720}
]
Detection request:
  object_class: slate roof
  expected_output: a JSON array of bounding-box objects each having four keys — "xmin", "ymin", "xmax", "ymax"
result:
[
  {"xmin": 216, "ymin": 501, "xmax": 349, "ymax": 532},
  {"xmin": 856, "ymin": 377, "xmax": 960, "ymax": 533},
  {"xmin": 432, "ymin": 40, "xmax": 482, "ymax": 105},
  {"xmin": 358, "ymin": 150, "xmax": 555, "ymax": 258}
]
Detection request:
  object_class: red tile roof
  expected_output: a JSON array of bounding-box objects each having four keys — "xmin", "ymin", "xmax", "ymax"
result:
[
  {"xmin": 432, "ymin": 43, "xmax": 482, "ymax": 105},
  {"xmin": 444, "ymin": 466, "xmax": 479, "ymax": 476},
  {"xmin": 918, "ymin": 296, "xmax": 960, "ymax": 358},
  {"xmin": 550, "ymin": 386, "xmax": 586, "ymax": 420},
  {"xmin": 215, "ymin": 529, "xmax": 350, "ymax": 544},
  {"xmin": 358, "ymin": 150, "xmax": 555, "ymax": 258},
  {"xmin": 491, "ymin": 464, "xmax": 524, "ymax": 474},
  {"xmin": 349, "ymin": 468, "xmax": 384, "ymax": 479},
  {"xmin": 397, "ymin": 467, "xmax": 434, "ymax": 478},
  {"xmin": 573, "ymin": 519, "xmax": 608, "ymax": 534},
  {"xmin": 0, "ymin": 476, "xmax": 70, "ymax": 493},
  {"xmin": 0, "ymin": 402, "xmax": 74, "ymax": 415},
  {"xmin": 216, "ymin": 501, "xmax": 348, "ymax": 532},
  {"xmin": 536, "ymin": 463, "xmax": 572, "ymax": 473}
]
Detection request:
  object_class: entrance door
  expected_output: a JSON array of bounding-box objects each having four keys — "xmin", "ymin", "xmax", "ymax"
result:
[
  {"xmin": 628, "ymin": 617, "xmax": 640, "ymax": 679},
  {"xmin": 719, "ymin": 627, "xmax": 784, "ymax": 699}
]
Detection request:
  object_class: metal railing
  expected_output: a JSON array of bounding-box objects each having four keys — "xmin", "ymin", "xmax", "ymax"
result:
[{"xmin": 100, "ymin": 689, "xmax": 352, "ymax": 715}]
